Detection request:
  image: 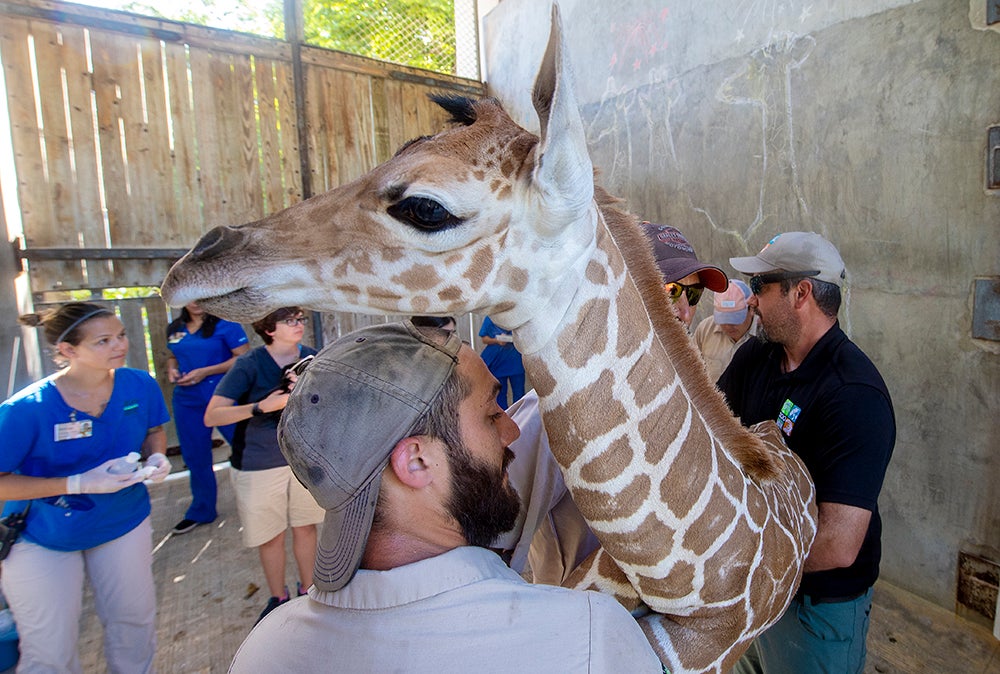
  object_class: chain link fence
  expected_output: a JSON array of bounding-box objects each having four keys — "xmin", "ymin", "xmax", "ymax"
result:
[
  {"xmin": 109, "ymin": 0, "xmax": 481, "ymax": 80},
  {"xmin": 302, "ymin": 0, "xmax": 480, "ymax": 79}
]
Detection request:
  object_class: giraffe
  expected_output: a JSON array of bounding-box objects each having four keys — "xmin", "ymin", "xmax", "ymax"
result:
[{"xmin": 161, "ymin": 7, "xmax": 816, "ymax": 673}]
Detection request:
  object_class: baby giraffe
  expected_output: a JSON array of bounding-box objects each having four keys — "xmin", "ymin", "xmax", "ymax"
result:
[{"xmin": 161, "ymin": 7, "xmax": 816, "ymax": 672}]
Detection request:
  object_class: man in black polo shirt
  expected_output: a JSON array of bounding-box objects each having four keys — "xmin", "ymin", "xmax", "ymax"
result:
[{"xmin": 719, "ymin": 232, "xmax": 895, "ymax": 674}]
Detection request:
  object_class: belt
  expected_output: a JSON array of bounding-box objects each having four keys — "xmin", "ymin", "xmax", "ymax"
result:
[{"xmin": 794, "ymin": 590, "xmax": 866, "ymax": 605}]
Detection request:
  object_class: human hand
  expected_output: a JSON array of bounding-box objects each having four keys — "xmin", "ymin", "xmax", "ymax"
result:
[
  {"xmin": 167, "ymin": 365, "xmax": 181, "ymax": 383},
  {"xmin": 143, "ymin": 453, "xmax": 171, "ymax": 483},
  {"xmin": 175, "ymin": 368, "xmax": 205, "ymax": 386},
  {"xmin": 258, "ymin": 390, "xmax": 290, "ymax": 414},
  {"xmin": 66, "ymin": 458, "xmax": 146, "ymax": 494}
]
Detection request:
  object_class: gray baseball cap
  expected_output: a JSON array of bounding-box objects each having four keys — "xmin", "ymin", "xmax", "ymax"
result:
[
  {"xmin": 278, "ymin": 320, "xmax": 462, "ymax": 592},
  {"xmin": 729, "ymin": 232, "xmax": 846, "ymax": 287}
]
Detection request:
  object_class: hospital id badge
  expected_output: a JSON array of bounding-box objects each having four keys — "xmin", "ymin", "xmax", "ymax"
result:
[{"xmin": 54, "ymin": 420, "xmax": 93, "ymax": 441}]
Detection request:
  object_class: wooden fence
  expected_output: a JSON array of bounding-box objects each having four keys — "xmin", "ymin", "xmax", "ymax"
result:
[{"xmin": 1, "ymin": 0, "xmax": 486, "ymax": 407}]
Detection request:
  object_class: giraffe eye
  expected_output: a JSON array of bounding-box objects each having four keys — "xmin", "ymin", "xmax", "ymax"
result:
[{"xmin": 388, "ymin": 196, "xmax": 461, "ymax": 231}]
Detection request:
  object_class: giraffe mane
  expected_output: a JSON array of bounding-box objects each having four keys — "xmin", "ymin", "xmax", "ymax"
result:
[{"xmin": 595, "ymin": 185, "xmax": 778, "ymax": 482}]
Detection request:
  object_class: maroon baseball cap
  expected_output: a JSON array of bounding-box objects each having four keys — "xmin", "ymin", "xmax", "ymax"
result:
[{"xmin": 640, "ymin": 222, "xmax": 728, "ymax": 292}]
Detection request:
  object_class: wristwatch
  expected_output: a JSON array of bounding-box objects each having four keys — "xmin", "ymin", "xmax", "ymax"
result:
[{"xmin": 251, "ymin": 402, "xmax": 264, "ymax": 416}]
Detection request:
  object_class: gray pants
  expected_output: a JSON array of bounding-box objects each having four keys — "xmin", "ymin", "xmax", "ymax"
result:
[{"xmin": 2, "ymin": 517, "xmax": 157, "ymax": 674}]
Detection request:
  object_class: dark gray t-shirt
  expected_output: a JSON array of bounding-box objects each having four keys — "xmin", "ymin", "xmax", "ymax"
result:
[{"xmin": 214, "ymin": 344, "xmax": 316, "ymax": 471}]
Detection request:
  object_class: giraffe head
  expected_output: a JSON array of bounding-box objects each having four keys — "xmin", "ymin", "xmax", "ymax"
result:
[{"xmin": 161, "ymin": 6, "xmax": 595, "ymax": 342}]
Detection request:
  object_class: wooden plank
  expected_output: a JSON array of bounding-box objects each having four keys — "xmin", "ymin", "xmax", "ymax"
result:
[
  {"xmin": 273, "ymin": 57, "xmax": 301, "ymax": 207},
  {"xmin": 369, "ymin": 76, "xmax": 392, "ymax": 164},
  {"xmin": 0, "ymin": 17, "xmax": 54, "ymax": 260},
  {"xmin": 303, "ymin": 61, "xmax": 337, "ymax": 192},
  {"xmin": 189, "ymin": 48, "xmax": 224, "ymax": 228},
  {"xmin": 221, "ymin": 51, "xmax": 262, "ymax": 224},
  {"xmin": 25, "ymin": 20, "xmax": 86, "ymax": 288},
  {"xmin": 381, "ymin": 78, "xmax": 408, "ymax": 155},
  {"xmin": 121, "ymin": 37, "xmax": 174, "ymax": 285},
  {"xmin": 61, "ymin": 22, "xmax": 114, "ymax": 288},
  {"xmin": 90, "ymin": 31, "xmax": 137, "ymax": 274},
  {"xmin": 333, "ymin": 69, "xmax": 374, "ymax": 185},
  {"xmin": 399, "ymin": 81, "xmax": 424, "ymax": 144},
  {"xmin": 300, "ymin": 42, "xmax": 482, "ymax": 94},
  {"xmin": 255, "ymin": 57, "xmax": 284, "ymax": 215},
  {"xmin": 163, "ymin": 40, "xmax": 204, "ymax": 245},
  {"xmin": 115, "ymin": 299, "xmax": 148, "ymax": 371}
]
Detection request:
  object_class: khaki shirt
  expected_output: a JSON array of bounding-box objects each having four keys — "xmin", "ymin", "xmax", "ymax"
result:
[{"xmin": 693, "ymin": 315, "xmax": 759, "ymax": 383}]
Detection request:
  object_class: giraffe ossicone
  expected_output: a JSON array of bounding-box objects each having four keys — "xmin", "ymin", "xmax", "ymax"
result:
[{"xmin": 161, "ymin": 6, "xmax": 816, "ymax": 673}]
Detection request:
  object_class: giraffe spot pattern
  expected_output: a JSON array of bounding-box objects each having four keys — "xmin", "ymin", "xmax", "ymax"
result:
[
  {"xmin": 463, "ymin": 247, "xmax": 493, "ymax": 291},
  {"xmin": 657, "ymin": 409, "xmax": 713, "ymax": 518},
  {"xmin": 498, "ymin": 262, "xmax": 529, "ymax": 292},
  {"xmin": 585, "ymin": 260, "xmax": 608, "ymax": 286},
  {"xmin": 681, "ymin": 484, "xmax": 738, "ymax": 557},
  {"xmin": 557, "ymin": 298, "xmax": 609, "ymax": 370},
  {"xmin": 636, "ymin": 558, "xmax": 695, "ymax": 603},
  {"xmin": 393, "ymin": 264, "xmax": 442, "ymax": 291},
  {"xmin": 522, "ymin": 356, "xmax": 556, "ymax": 398},
  {"xmin": 437, "ymin": 285, "xmax": 463, "ymax": 302},
  {"xmin": 637, "ymin": 390, "xmax": 687, "ymax": 466},
  {"xmin": 580, "ymin": 435, "xmax": 634, "ymax": 484},
  {"xmin": 598, "ymin": 510, "xmax": 676, "ymax": 567},
  {"xmin": 616, "ymin": 302, "xmax": 650, "ymax": 359}
]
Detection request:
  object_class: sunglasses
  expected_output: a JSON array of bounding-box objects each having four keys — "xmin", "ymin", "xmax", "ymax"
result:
[
  {"xmin": 280, "ymin": 316, "xmax": 309, "ymax": 327},
  {"xmin": 748, "ymin": 270, "xmax": 820, "ymax": 295},
  {"xmin": 664, "ymin": 282, "xmax": 704, "ymax": 306}
]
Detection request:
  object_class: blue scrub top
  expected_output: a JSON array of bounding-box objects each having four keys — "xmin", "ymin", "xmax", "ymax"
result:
[
  {"xmin": 0, "ymin": 368, "xmax": 170, "ymax": 551},
  {"xmin": 168, "ymin": 319, "xmax": 248, "ymax": 401}
]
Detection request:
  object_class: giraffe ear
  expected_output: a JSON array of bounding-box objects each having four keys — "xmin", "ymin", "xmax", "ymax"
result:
[{"xmin": 530, "ymin": 3, "xmax": 594, "ymax": 231}]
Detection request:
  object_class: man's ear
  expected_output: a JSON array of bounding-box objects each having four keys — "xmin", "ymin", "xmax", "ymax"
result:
[
  {"xmin": 388, "ymin": 437, "xmax": 435, "ymax": 489},
  {"xmin": 793, "ymin": 279, "xmax": 813, "ymax": 308}
]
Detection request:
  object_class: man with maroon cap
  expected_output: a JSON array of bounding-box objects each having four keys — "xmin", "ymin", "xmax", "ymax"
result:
[
  {"xmin": 719, "ymin": 232, "xmax": 895, "ymax": 674},
  {"xmin": 640, "ymin": 222, "xmax": 729, "ymax": 329}
]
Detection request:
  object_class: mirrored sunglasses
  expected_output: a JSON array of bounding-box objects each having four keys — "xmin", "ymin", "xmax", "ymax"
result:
[{"xmin": 664, "ymin": 282, "xmax": 704, "ymax": 306}]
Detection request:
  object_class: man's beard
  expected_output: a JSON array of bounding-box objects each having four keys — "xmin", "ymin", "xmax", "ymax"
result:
[
  {"xmin": 445, "ymin": 445, "xmax": 521, "ymax": 548},
  {"xmin": 754, "ymin": 307, "xmax": 799, "ymax": 347}
]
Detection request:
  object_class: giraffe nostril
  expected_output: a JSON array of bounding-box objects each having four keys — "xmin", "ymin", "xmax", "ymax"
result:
[{"xmin": 190, "ymin": 226, "xmax": 246, "ymax": 261}]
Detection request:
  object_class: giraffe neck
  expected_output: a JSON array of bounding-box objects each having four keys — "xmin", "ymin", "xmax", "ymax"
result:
[{"xmin": 516, "ymin": 199, "xmax": 776, "ymax": 589}]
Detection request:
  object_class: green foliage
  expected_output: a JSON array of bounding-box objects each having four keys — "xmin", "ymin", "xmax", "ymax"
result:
[
  {"xmin": 302, "ymin": 0, "xmax": 456, "ymax": 73},
  {"xmin": 108, "ymin": 0, "xmax": 458, "ymax": 74},
  {"xmin": 119, "ymin": 0, "xmax": 283, "ymax": 38}
]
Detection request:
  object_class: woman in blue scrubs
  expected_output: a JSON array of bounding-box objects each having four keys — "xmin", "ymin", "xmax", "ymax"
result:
[
  {"xmin": 165, "ymin": 302, "xmax": 249, "ymax": 534},
  {"xmin": 0, "ymin": 302, "xmax": 171, "ymax": 672}
]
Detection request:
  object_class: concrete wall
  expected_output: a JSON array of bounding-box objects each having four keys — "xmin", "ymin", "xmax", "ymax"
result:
[{"xmin": 483, "ymin": 0, "xmax": 1000, "ymax": 611}]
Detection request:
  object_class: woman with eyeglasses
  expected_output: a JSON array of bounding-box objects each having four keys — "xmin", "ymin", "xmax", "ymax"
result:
[
  {"xmin": 640, "ymin": 222, "xmax": 729, "ymax": 330},
  {"xmin": 165, "ymin": 302, "xmax": 250, "ymax": 535},
  {"xmin": 204, "ymin": 307, "xmax": 323, "ymax": 624}
]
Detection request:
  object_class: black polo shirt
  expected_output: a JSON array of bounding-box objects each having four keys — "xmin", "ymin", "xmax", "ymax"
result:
[{"xmin": 717, "ymin": 322, "xmax": 895, "ymax": 598}]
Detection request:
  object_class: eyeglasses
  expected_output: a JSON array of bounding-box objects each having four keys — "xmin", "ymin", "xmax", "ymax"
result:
[
  {"xmin": 280, "ymin": 316, "xmax": 309, "ymax": 327},
  {"xmin": 748, "ymin": 270, "xmax": 820, "ymax": 295},
  {"xmin": 664, "ymin": 282, "xmax": 704, "ymax": 306}
]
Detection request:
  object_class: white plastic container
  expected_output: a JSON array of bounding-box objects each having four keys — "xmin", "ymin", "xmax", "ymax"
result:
[{"xmin": 107, "ymin": 452, "xmax": 141, "ymax": 474}]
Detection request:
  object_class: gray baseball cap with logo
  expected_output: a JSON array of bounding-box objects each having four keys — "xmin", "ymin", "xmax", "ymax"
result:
[
  {"xmin": 277, "ymin": 320, "xmax": 462, "ymax": 592},
  {"xmin": 729, "ymin": 231, "xmax": 846, "ymax": 287}
]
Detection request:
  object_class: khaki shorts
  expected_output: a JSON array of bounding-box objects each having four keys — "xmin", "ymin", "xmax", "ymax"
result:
[{"xmin": 231, "ymin": 465, "xmax": 325, "ymax": 548}]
